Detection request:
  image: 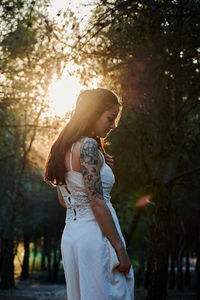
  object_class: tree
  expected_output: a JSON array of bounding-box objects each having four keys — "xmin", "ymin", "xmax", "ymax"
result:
[
  {"xmin": 0, "ymin": 0, "xmax": 70, "ymax": 288},
  {"xmin": 71, "ymin": 0, "xmax": 200, "ymax": 298}
]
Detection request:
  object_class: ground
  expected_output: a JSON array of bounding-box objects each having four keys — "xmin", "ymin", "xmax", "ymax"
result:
[
  {"xmin": 0, "ymin": 281, "xmax": 66, "ymax": 300},
  {"xmin": 0, "ymin": 276, "xmax": 196, "ymax": 300}
]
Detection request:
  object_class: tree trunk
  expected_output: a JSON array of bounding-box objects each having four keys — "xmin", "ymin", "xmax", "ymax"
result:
[
  {"xmin": 196, "ymin": 233, "xmax": 200, "ymax": 300},
  {"xmin": 146, "ymin": 220, "xmax": 169, "ymax": 300},
  {"xmin": 0, "ymin": 136, "xmax": 34, "ymax": 289},
  {"xmin": 47, "ymin": 236, "xmax": 52, "ymax": 282},
  {"xmin": 52, "ymin": 240, "xmax": 61, "ymax": 283},
  {"xmin": 0, "ymin": 237, "xmax": 15, "ymax": 289},
  {"xmin": 137, "ymin": 250, "xmax": 145, "ymax": 287},
  {"xmin": 144, "ymin": 252, "xmax": 152, "ymax": 290},
  {"xmin": 40, "ymin": 235, "xmax": 47, "ymax": 271},
  {"xmin": 0, "ymin": 237, "xmax": 3, "ymax": 274},
  {"xmin": 124, "ymin": 208, "xmax": 142, "ymax": 248},
  {"xmin": 169, "ymin": 254, "xmax": 176, "ymax": 289},
  {"xmin": 21, "ymin": 233, "xmax": 30, "ymax": 280},
  {"xmin": 47, "ymin": 252, "xmax": 52, "ymax": 282},
  {"xmin": 31, "ymin": 239, "xmax": 38, "ymax": 272},
  {"xmin": 0, "ymin": 189, "xmax": 17, "ymax": 289},
  {"xmin": 177, "ymin": 253, "xmax": 183, "ymax": 290},
  {"xmin": 184, "ymin": 244, "xmax": 190, "ymax": 289}
]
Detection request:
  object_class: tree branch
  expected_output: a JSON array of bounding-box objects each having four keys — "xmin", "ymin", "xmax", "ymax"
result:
[{"xmin": 168, "ymin": 166, "xmax": 200, "ymax": 186}]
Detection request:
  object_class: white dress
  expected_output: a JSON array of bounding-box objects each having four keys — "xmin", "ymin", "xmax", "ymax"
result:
[{"xmin": 59, "ymin": 138, "xmax": 134, "ymax": 300}]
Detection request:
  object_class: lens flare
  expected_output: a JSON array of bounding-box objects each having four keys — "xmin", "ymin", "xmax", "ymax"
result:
[{"xmin": 136, "ymin": 194, "xmax": 154, "ymax": 207}]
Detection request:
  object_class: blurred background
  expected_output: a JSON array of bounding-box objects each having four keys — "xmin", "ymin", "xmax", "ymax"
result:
[{"xmin": 0, "ymin": 0, "xmax": 199, "ymax": 299}]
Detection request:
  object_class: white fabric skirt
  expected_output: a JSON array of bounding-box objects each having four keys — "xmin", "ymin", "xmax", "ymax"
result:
[{"xmin": 61, "ymin": 205, "xmax": 134, "ymax": 300}]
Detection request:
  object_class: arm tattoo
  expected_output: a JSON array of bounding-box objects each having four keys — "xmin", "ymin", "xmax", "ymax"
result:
[{"xmin": 80, "ymin": 138, "xmax": 104, "ymax": 201}]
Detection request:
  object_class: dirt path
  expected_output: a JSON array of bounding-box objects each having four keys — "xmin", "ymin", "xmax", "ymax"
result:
[
  {"xmin": 0, "ymin": 279, "xmax": 67, "ymax": 300},
  {"xmin": 0, "ymin": 279, "xmax": 196, "ymax": 300}
]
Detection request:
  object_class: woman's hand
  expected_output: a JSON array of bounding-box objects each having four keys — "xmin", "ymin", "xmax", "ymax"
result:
[
  {"xmin": 116, "ymin": 247, "xmax": 131, "ymax": 274},
  {"xmin": 104, "ymin": 153, "xmax": 114, "ymax": 170}
]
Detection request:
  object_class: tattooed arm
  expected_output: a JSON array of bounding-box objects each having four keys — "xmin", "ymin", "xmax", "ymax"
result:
[{"xmin": 80, "ymin": 137, "xmax": 131, "ymax": 274}]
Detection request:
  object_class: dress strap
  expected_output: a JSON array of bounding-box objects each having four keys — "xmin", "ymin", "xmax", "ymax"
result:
[{"xmin": 70, "ymin": 143, "xmax": 75, "ymax": 171}]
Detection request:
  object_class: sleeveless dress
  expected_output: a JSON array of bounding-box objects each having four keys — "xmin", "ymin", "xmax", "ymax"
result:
[{"xmin": 59, "ymin": 137, "xmax": 134, "ymax": 300}]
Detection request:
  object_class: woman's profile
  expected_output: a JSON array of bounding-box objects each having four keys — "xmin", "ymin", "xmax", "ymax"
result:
[{"xmin": 44, "ymin": 88, "xmax": 134, "ymax": 300}]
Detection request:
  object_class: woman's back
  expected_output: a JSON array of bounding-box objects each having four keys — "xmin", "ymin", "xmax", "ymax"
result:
[
  {"xmin": 59, "ymin": 137, "xmax": 115, "ymax": 217},
  {"xmin": 60, "ymin": 137, "xmax": 134, "ymax": 300}
]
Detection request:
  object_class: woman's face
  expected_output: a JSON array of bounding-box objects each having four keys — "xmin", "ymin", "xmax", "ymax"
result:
[{"xmin": 93, "ymin": 104, "xmax": 120, "ymax": 138}]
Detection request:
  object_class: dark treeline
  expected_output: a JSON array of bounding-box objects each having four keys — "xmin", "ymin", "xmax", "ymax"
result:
[
  {"xmin": 0, "ymin": 1, "xmax": 199, "ymax": 300},
  {"xmin": 0, "ymin": 0, "xmax": 69, "ymax": 289},
  {"xmin": 72, "ymin": 1, "xmax": 200, "ymax": 299}
]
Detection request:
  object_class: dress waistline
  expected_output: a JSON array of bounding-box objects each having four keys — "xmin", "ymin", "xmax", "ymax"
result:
[
  {"xmin": 65, "ymin": 204, "xmax": 95, "ymax": 223},
  {"xmin": 65, "ymin": 201, "xmax": 114, "ymax": 224}
]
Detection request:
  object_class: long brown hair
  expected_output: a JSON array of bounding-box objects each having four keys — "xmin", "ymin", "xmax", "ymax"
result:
[{"xmin": 43, "ymin": 88, "xmax": 121, "ymax": 186}]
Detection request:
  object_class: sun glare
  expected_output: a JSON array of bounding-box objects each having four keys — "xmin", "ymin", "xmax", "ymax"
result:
[
  {"xmin": 49, "ymin": 63, "xmax": 100, "ymax": 116},
  {"xmin": 49, "ymin": 74, "xmax": 83, "ymax": 116}
]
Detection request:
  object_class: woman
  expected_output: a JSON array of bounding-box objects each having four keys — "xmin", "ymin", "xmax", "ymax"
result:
[{"xmin": 44, "ymin": 88, "xmax": 134, "ymax": 300}]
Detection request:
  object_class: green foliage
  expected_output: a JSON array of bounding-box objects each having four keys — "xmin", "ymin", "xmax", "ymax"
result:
[
  {"xmin": 72, "ymin": 0, "xmax": 200, "ymax": 293},
  {"xmin": 75, "ymin": 0, "xmax": 200, "ymax": 222},
  {"xmin": 0, "ymin": 0, "xmax": 71, "ymax": 287}
]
